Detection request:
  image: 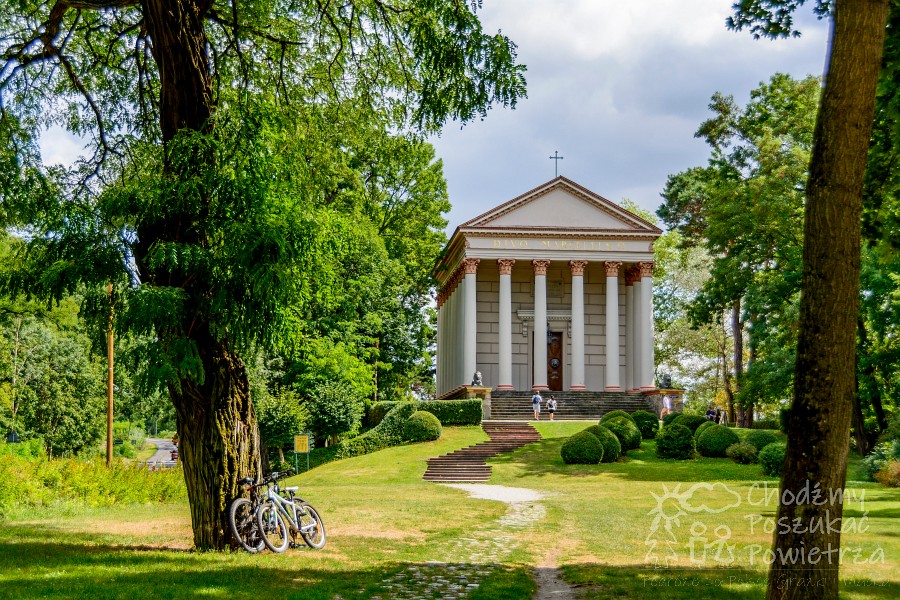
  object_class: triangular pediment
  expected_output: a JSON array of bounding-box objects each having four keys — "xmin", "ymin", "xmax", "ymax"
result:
[{"xmin": 461, "ymin": 177, "xmax": 660, "ymax": 233}]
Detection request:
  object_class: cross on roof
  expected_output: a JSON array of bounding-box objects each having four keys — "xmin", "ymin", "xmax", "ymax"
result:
[{"xmin": 549, "ymin": 150, "xmax": 564, "ymax": 177}]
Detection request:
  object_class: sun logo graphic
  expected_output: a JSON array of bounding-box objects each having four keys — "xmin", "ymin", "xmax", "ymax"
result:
[{"xmin": 644, "ymin": 482, "xmax": 742, "ymax": 567}]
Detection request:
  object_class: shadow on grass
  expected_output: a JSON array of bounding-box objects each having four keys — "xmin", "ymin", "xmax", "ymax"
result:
[
  {"xmin": 560, "ymin": 563, "xmax": 900, "ymax": 599},
  {"xmin": 0, "ymin": 523, "xmax": 534, "ymax": 600}
]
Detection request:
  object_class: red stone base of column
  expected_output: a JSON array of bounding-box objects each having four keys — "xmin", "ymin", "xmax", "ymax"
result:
[
  {"xmin": 604, "ymin": 386, "xmax": 622, "ymax": 392},
  {"xmin": 532, "ymin": 385, "xmax": 549, "ymax": 391},
  {"xmin": 640, "ymin": 386, "xmax": 658, "ymax": 392},
  {"xmin": 569, "ymin": 385, "xmax": 586, "ymax": 391},
  {"xmin": 496, "ymin": 385, "xmax": 514, "ymax": 390},
  {"xmin": 627, "ymin": 388, "xmax": 641, "ymax": 393}
]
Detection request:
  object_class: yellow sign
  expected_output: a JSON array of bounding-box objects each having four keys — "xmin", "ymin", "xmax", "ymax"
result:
[{"xmin": 294, "ymin": 435, "xmax": 309, "ymax": 453}]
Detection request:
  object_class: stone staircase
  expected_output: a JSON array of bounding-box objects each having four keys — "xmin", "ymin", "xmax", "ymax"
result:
[
  {"xmin": 489, "ymin": 390, "xmax": 652, "ymax": 421},
  {"xmin": 422, "ymin": 421, "xmax": 542, "ymax": 482}
]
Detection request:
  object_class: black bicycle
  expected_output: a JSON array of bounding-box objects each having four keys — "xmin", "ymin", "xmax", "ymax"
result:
[{"xmin": 228, "ymin": 471, "xmax": 280, "ymax": 553}]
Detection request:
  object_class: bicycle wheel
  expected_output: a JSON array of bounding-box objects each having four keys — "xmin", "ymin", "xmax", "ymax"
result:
[
  {"xmin": 228, "ymin": 497, "xmax": 264, "ymax": 553},
  {"xmin": 256, "ymin": 500, "xmax": 290, "ymax": 553},
  {"xmin": 297, "ymin": 502, "xmax": 327, "ymax": 549}
]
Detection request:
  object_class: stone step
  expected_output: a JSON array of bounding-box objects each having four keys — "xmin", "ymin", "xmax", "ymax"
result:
[{"xmin": 422, "ymin": 421, "xmax": 542, "ymax": 483}]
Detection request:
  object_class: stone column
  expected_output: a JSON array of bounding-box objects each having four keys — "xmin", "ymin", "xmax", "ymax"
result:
[
  {"xmin": 436, "ymin": 290, "xmax": 444, "ymax": 395},
  {"xmin": 639, "ymin": 261, "xmax": 655, "ymax": 391},
  {"xmin": 463, "ymin": 258, "xmax": 480, "ymax": 385},
  {"xmin": 624, "ymin": 266, "xmax": 640, "ymax": 392},
  {"xmin": 532, "ymin": 259, "xmax": 551, "ymax": 390},
  {"xmin": 497, "ymin": 259, "xmax": 516, "ymax": 390},
  {"xmin": 569, "ymin": 260, "xmax": 588, "ymax": 390},
  {"xmin": 604, "ymin": 261, "xmax": 623, "ymax": 391}
]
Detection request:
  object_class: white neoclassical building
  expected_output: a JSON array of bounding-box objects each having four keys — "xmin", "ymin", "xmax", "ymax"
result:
[{"xmin": 435, "ymin": 177, "xmax": 661, "ymax": 397}]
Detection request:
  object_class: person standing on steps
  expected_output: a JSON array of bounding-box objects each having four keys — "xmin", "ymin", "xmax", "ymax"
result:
[
  {"xmin": 532, "ymin": 389, "xmax": 542, "ymax": 420},
  {"xmin": 546, "ymin": 395, "xmax": 557, "ymax": 421}
]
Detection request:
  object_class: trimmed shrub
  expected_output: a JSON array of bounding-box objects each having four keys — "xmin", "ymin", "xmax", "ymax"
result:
[
  {"xmin": 337, "ymin": 403, "xmax": 418, "ymax": 459},
  {"xmin": 697, "ymin": 425, "xmax": 740, "ymax": 458},
  {"xmin": 631, "ymin": 410, "xmax": 660, "ymax": 439},
  {"xmin": 368, "ymin": 399, "xmax": 482, "ymax": 427},
  {"xmin": 661, "ymin": 412, "xmax": 680, "ymax": 428},
  {"xmin": 874, "ymin": 460, "xmax": 900, "ymax": 487},
  {"xmin": 584, "ymin": 425, "xmax": 622, "ymax": 463},
  {"xmin": 366, "ymin": 401, "xmax": 398, "ymax": 426},
  {"xmin": 759, "ymin": 442, "xmax": 787, "ymax": 477},
  {"xmin": 656, "ymin": 424, "xmax": 694, "ymax": 460},
  {"xmin": 561, "ymin": 431, "xmax": 604, "ymax": 465},
  {"xmin": 600, "ymin": 410, "xmax": 636, "ymax": 425},
  {"xmin": 671, "ymin": 414, "xmax": 709, "ymax": 433},
  {"xmin": 403, "ymin": 411, "xmax": 442, "ymax": 442},
  {"xmin": 745, "ymin": 430, "xmax": 781, "ymax": 452},
  {"xmin": 726, "ymin": 442, "xmax": 758, "ymax": 465},
  {"xmin": 752, "ymin": 418, "xmax": 779, "ymax": 430},
  {"xmin": 694, "ymin": 420, "xmax": 717, "ymax": 440},
  {"xmin": 604, "ymin": 416, "xmax": 641, "ymax": 451}
]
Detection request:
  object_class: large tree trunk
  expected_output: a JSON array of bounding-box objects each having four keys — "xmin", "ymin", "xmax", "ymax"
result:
[
  {"xmin": 732, "ymin": 299, "xmax": 748, "ymax": 427},
  {"xmin": 766, "ymin": 2, "xmax": 889, "ymax": 599},
  {"xmin": 138, "ymin": 0, "xmax": 261, "ymax": 550}
]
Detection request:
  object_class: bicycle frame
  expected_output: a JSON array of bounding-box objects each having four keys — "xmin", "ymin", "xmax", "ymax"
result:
[{"xmin": 263, "ymin": 483, "xmax": 317, "ymax": 535}]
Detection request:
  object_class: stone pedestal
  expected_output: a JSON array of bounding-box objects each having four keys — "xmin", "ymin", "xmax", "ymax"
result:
[
  {"xmin": 465, "ymin": 386, "xmax": 493, "ymax": 420},
  {"xmin": 649, "ymin": 388, "xmax": 685, "ymax": 415}
]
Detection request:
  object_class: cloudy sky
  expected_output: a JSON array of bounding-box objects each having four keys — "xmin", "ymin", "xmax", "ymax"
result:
[{"xmin": 430, "ymin": 1, "xmax": 831, "ymax": 234}]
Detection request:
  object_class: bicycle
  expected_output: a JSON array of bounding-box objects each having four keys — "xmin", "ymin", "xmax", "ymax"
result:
[
  {"xmin": 255, "ymin": 469, "xmax": 326, "ymax": 552},
  {"xmin": 228, "ymin": 470, "xmax": 282, "ymax": 553}
]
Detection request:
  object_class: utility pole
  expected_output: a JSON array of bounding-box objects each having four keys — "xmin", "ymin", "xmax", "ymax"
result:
[{"xmin": 106, "ymin": 283, "xmax": 114, "ymax": 467}]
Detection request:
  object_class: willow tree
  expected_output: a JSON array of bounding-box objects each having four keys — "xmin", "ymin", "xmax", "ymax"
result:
[{"xmin": 0, "ymin": 0, "xmax": 525, "ymax": 550}]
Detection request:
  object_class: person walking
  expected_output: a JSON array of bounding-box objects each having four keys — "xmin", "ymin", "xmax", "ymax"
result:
[
  {"xmin": 546, "ymin": 395, "xmax": 558, "ymax": 421},
  {"xmin": 531, "ymin": 390, "xmax": 543, "ymax": 420}
]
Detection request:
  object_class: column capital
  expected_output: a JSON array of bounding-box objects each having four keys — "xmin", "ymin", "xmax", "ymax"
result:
[
  {"xmin": 605, "ymin": 261, "xmax": 623, "ymax": 277},
  {"xmin": 532, "ymin": 259, "xmax": 551, "ymax": 276},
  {"xmin": 463, "ymin": 258, "xmax": 480, "ymax": 274},
  {"xmin": 497, "ymin": 258, "xmax": 516, "ymax": 275},
  {"xmin": 569, "ymin": 260, "xmax": 588, "ymax": 276},
  {"xmin": 624, "ymin": 265, "xmax": 641, "ymax": 286},
  {"xmin": 639, "ymin": 261, "xmax": 655, "ymax": 278}
]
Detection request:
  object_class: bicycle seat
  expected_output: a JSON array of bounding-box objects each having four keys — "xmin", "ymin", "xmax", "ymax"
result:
[{"xmin": 285, "ymin": 486, "xmax": 298, "ymax": 492}]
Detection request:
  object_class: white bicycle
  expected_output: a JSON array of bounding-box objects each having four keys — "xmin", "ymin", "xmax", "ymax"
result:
[{"xmin": 255, "ymin": 470, "xmax": 326, "ymax": 552}]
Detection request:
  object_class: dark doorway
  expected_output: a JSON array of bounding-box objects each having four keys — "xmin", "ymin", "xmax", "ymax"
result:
[{"xmin": 547, "ymin": 331, "xmax": 563, "ymax": 391}]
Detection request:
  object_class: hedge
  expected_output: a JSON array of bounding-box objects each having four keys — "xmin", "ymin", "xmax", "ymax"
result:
[
  {"xmin": 694, "ymin": 420, "xmax": 717, "ymax": 440},
  {"xmin": 337, "ymin": 402, "xmax": 418, "ymax": 459},
  {"xmin": 745, "ymin": 430, "xmax": 781, "ymax": 452},
  {"xmin": 726, "ymin": 442, "xmax": 758, "ymax": 465},
  {"xmin": 584, "ymin": 425, "xmax": 621, "ymax": 463},
  {"xmin": 367, "ymin": 399, "xmax": 482, "ymax": 427},
  {"xmin": 631, "ymin": 410, "xmax": 660, "ymax": 439},
  {"xmin": 656, "ymin": 424, "xmax": 694, "ymax": 460},
  {"xmin": 561, "ymin": 431, "xmax": 604, "ymax": 465},
  {"xmin": 662, "ymin": 412, "xmax": 680, "ymax": 428},
  {"xmin": 696, "ymin": 425, "xmax": 740, "ymax": 458}
]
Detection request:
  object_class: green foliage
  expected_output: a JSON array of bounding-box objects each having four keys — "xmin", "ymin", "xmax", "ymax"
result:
[
  {"xmin": 861, "ymin": 440, "xmax": 900, "ymax": 481},
  {"xmin": 368, "ymin": 399, "xmax": 481, "ymax": 426},
  {"xmin": 0, "ymin": 438, "xmax": 44, "ymax": 458},
  {"xmin": 745, "ymin": 430, "xmax": 781, "ymax": 452},
  {"xmin": 403, "ymin": 411, "xmax": 442, "ymax": 443},
  {"xmin": 560, "ymin": 431, "xmax": 604, "ymax": 465},
  {"xmin": 655, "ymin": 424, "xmax": 695, "ymax": 460},
  {"xmin": 630, "ymin": 410, "xmax": 660, "ymax": 439},
  {"xmin": 603, "ymin": 417, "xmax": 641, "ymax": 452},
  {"xmin": 600, "ymin": 410, "xmax": 637, "ymax": 425},
  {"xmin": 696, "ymin": 425, "xmax": 740, "ymax": 458},
  {"xmin": 583, "ymin": 425, "xmax": 621, "ymax": 463},
  {"xmin": 255, "ymin": 388, "xmax": 308, "ymax": 450},
  {"xmin": 758, "ymin": 442, "xmax": 788, "ymax": 477},
  {"xmin": 336, "ymin": 402, "xmax": 418, "ymax": 460},
  {"xmin": 752, "ymin": 418, "xmax": 779, "ymax": 430},
  {"xmin": 874, "ymin": 460, "xmax": 900, "ymax": 487},
  {"xmin": 694, "ymin": 420, "xmax": 717, "ymax": 440},
  {"xmin": 304, "ymin": 380, "xmax": 366, "ymax": 445},
  {"xmin": 778, "ymin": 407, "xmax": 791, "ymax": 433},
  {"xmin": 662, "ymin": 412, "xmax": 681, "ymax": 428},
  {"xmin": 726, "ymin": 442, "xmax": 759, "ymax": 465},
  {"xmin": 671, "ymin": 414, "xmax": 708, "ymax": 433}
]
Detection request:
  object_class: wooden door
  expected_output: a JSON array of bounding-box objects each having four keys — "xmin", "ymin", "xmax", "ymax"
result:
[{"xmin": 547, "ymin": 331, "xmax": 563, "ymax": 391}]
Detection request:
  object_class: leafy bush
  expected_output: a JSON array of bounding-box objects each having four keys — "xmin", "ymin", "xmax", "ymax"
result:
[
  {"xmin": 752, "ymin": 418, "xmax": 779, "ymax": 430},
  {"xmin": 369, "ymin": 399, "xmax": 482, "ymax": 427},
  {"xmin": 861, "ymin": 440, "xmax": 900, "ymax": 481},
  {"xmin": 694, "ymin": 420, "xmax": 716, "ymax": 440},
  {"xmin": 604, "ymin": 416, "xmax": 641, "ymax": 451},
  {"xmin": 403, "ymin": 411, "xmax": 442, "ymax": 442},
  {"xmin": 726, "ymin": 442, "xmax": 758, "ymax": 465},
  {"xmin": 671, "ymin": 414, "xmax": 709, "ymax": 433},
  {"xmin": 337, "ymin": 402, "xmax": 418, "ymax": 459},
  {"xmin": 745, "ymin": 430, "xmax": 781, "ymax": 452},
  {"xmin": 778, "ymin": 407, "xmax": 791, "ymax": 433},
  {"xmin": 600, "ymin": 410, "xmax": 636, "ymax": 425},
  {"xmin": 561, "ymin": 431, "xmax": 604, "ymax": 465},
  {"xmin": 584, "ymin": 425, "xmax": 621, "ymax": 463},
  {"xmin": 113, "ymin": 441, "xmax": 136, "ymax": 459},
  {"xmin": 759, "ymin": 442, "xmax": 787, "ymax": 477},
  {"xmin": 656, "ymin": 424, "xmax": 694, "ymax": 460},
  {"xmin": 874, "ymin": 460, "xmax": 900, "ymax": 487},
  {"xmin": 1, "ymin": 438, "xmax": 46, "ymax": 458},
  {"xmin": 305, "ymin": 380, "xmax": 366, "ymax": 445},
  {"xmin": 631, "ymin": 410, "xmax": 660, "ymax": 439},
  {"xmin": 256, "ymin": 388, "xmax": 309, "ymax": 452},
  {"xmin": 662, "ymin": 412, "xmax": 680, "ymax": 428},
  {"xmin": 697, "ymin": 425, "xmax": 740, "ymax": 458}
]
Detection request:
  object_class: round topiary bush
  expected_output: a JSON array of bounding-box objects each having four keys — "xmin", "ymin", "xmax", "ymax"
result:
[
  {"xmin": 656, "ymin": 424, "xmax": 694, "ymax": 460},
  {"xmin": 561, "ymin": 431, "xmax": 604, "ymax": 464},
  {"xmin": 584, "ymin": 425, "xmax": 622, "ymax": 463},
  {"xmin": 726, "ymin": 442, "xmax": 758, "ymax": 465},
  {"xmin": 671, "ymin": 414, "xmax": 709, "ymax": 433},
  {"xmin": 604, "ymin": 416, "xmax": 642, "ymax": 451},
  {"xmin": 745, "ymin": 430, "xmax": 781, "ymax": 452},
  {"xmin": 694, "ymin": 420, "xmax": 717, "ymax": 440},
  {"xmin": 600, "ymin": 410, "xmax": 636, "ymax": 425},
  {"xmin": 759, "ymin": 442, "xmax": 788, "ymax": 477},
  {"xmin": 403, "ymin": 411, "xmax": 442, "ymax": 442},
  {"xmin": 662, "ymin": 411, "xmax": 680, "ymax": 428},
  {"xmin": 697, "ymin": 425, "xmax": 740, "ymax": 457},
  {"xmin": 631, "ymin": 410, "xmax": 660, "ymax": 439}
]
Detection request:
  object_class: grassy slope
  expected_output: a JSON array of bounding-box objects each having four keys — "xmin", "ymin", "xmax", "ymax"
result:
[{"xmin": 0, "ymin": 422, "xmax": 896, "ymax": 599}]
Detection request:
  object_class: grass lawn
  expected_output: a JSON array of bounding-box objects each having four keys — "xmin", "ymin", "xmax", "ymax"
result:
[{"xmin": 0, "ymin": 422, "xmax": 897, "ymax": 599}]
